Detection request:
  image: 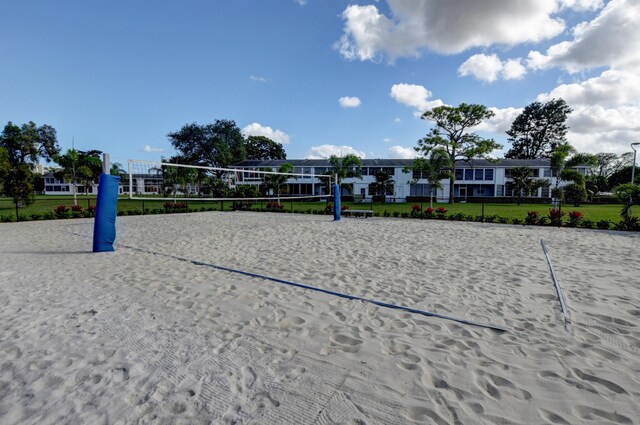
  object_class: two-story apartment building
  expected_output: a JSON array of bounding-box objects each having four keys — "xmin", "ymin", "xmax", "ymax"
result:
[{"xmin": 233, "ymin": 158, "xmax": 590, "ymax": 202}]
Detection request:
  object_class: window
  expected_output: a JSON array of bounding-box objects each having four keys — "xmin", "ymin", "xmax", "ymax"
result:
[
  {"xmin": 410, "ymin": 184, "xmax": 430, "ymax": 196},
  {"xmin": 455, "ymin": 169, "xmax": 463, "ymax": 180},
  {"xmin": 464, "ymin": 169, "xmax": 473, "ymax": 180},
  {"xmin": 45, "ymin": 185, "xmax": 53, "ymax": 191},
  {"xmin": 474, "ymin": 169, "xmax": 483, "ymax": 180},
  {"xmin": 541, "ymin": 187, "xmax": 550, "ymax": 197},
  {"xmin": 504, "ymin": 168, "xmax": 513, "ymax": 178},
  {"xmin": 543, "ymin": 168, "xmax": 552, "ymax": 177},
  {"xmin": 496, "ymin": 184, "xmax": 504, "ymax": 196},
  {"xmin": 45, "ymin": 177, "xmax": 54, "ymax": 183},
  {"xmin": 484, "ymin": 169, "xmax": 494, "ymax": 180},
  {"xmin": 412, "ymin": 169, "xmax": 422, "ymax": 179}
]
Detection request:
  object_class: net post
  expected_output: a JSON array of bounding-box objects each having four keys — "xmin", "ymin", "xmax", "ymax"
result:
[
  {"xmin": 93, "ymin": 153, "xmax": 120, "ymax": 252},
  {"xmin": 333, "ymin": 181, "xmax": 340, "ymax": 221}
]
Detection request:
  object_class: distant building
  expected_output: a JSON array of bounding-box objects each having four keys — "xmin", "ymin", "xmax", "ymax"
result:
[{"xmin": 233, "ymin": 158, "xmax": 591, "ymax": 202}]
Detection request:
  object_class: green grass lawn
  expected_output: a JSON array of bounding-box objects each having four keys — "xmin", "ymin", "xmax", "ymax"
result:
[{"xmin": 1, "ymin": 195, "xmax": 630, "ymax": 224}]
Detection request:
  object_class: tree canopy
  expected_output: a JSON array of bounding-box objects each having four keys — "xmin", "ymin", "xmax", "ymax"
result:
[
  {"xmin": 328, "ymin": 154, "xmax": 362, "ymax": 185},
  {"xmin": 245, "ymin": 136, "xmax": 287, "ymax": 160},
  {"xmin": 417, "ymin": 103, "xmax": 501, "ymax": 203},
  {"xmin": 0, "ymin": 121, "xmax": 60, "ymax": 205},
  {"xmin": 409, "ymin": 148, "xmax": 450, "ymax": 207},
  {"xmin": 504, "ymin": 99, "xmax": 572, "ymax": 159},
  {"xmin": 167, "ymin": 120, "xmax": 246, "ymax": 175}
]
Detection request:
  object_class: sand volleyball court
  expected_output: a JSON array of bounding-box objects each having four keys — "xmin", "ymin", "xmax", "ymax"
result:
[{"xmin": 1, "ymin": 211, "xmax": 639, "ymax": 424}]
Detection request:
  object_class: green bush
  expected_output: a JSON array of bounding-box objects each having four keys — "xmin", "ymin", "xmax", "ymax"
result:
[
  {"xmin": 498, "ymin": 217, "xmax": 509, "ymax": 224},
  {"xmin": 596, "ymin": 219, "xmax": 610, "ymax": 230},
  {"xmin": 393, "ymin": 211, "xmax": 400, "ymax": 217},
  {"xmin": 580, "ymin": 219, "xmax": 595, "ymax": 229},
  {"xmin": 564, "ymin": 183, "xmax": 588, "ymax": 207},
  {"xmin": 383, "ymin": 210, "xmax": 390, "ymax": 217},
  {"xmin": 1, "ymin": 215, "xmax": 13, "ymax": 223},
  {"xmin": 400, "ymin": 212, "xmax": 410, "ymax": 218},
  {"xmin": 30, "ymin": 213, "xmax": 42, "ymax": 220},
  {"xmin": 512, "ymin": 218, "xmax": 523, "ymax": 225}
]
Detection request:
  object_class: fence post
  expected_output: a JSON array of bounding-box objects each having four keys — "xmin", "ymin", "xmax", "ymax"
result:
[
  {"xmin": 142, "ymin": 200, "xmax": 145, "ymax": 215},
  {"xmin": 15, "ymin": 203, "xmax": 19, "ymax": 223},
  {"xmin": 558, "ymin": 201, "xmax": 562, "ymax": 227},
  {"xmin": 482, "ymin": 201, "xmax": 485, "ymax": 223}
]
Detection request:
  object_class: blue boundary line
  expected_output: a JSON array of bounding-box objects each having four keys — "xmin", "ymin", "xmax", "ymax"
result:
[{"xmin": 119, "ymin": 243, "xmax": 508, "ymax": 333}]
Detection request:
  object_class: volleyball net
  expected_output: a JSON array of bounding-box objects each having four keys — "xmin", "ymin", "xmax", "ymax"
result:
[{"xmin": 126, "ymin": 159, "xmax": 334, "ymax": 202}]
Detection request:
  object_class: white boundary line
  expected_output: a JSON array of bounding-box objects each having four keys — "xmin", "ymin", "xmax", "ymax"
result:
[{"xmin": 541, "ymin": 239, "xmax": 573, "ymax": 333}]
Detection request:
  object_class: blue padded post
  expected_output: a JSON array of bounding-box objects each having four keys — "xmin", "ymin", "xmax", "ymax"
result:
[
  {"xmin": 93, "ymin": 174, "xmax": 120, "ymax": 252},
  {"xmin": 333, "ymin": 182, "xmax": 340, "ymax": 221}
]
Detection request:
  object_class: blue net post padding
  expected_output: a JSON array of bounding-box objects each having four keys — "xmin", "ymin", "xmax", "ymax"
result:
[
  {"xmin": 333, "ymin": 182, "xmax": 340, "ymax": 221},
  {"xmin": 93, "ymin": 174, "xmax": 120, "ymax": 252}
]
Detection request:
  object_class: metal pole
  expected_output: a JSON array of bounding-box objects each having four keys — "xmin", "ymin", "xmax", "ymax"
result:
[
  {"xmin": 630, "ymin": 143, "xmax": 639, "ymax": 217},
  {"xmin": 103, "ymin": 153, "xmax": 110, "ymax": 175},
  {"xmin": 15, "ymin": 203, "xmax": 19, "ymax": 223}
]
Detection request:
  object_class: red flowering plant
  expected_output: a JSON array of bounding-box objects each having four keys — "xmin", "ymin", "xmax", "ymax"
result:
[
  {"xmin": 525, "ymin": 210, "xmax": 541, "ymax": 225},
  {"xmin": 548, "ymin": 208, "xmax": 566, "ymax": 226},
  {"xmin": 410, "ymin": 204, "xmax": 422, "ymax": 218},
  {"xmin": 435, "ymin": 207, "xmax": 447, "ymax": 219},
  {"xmin": 567, "ymin": 210, "xmax": 583, "ymax": 227},
  {"xmin": 54, "ymin": 205, "xmax": 69, "ymax": 219},
  {"xmin": 424, "ymin": 207, "xmax": 435, "ymax": 217},
  {"xmin": 71, "ymin": 204, "xmax": 83, "ymax": 212}
]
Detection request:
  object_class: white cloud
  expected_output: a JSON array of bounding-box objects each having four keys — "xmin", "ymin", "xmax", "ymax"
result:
[
  {"xmin": 558, "ymin": 0, "xmax": 604, "ymax": 11},
  {"xmin": 383, "ymin": 138, "xmax": 392, "ymax": 143},
  {"xmin": 336, "ymin": 1, "xmax": 565, "ymax": 61},
  {"xmin": 394, "ymin": 118, "xmax": 401, "ymax": 123},
  {"xmin": 241, "ymin": 122, "xmax": 291, "ymax": 145},
  {"xmin": 390, "ymin": 83, "xmax": 443, "ymax": 114},
  {"xmin": 474, "ymin": 107, "xmax": 523, "ymax": 134},
  {"xmin": 338, "ymin": 96, "xmax": 362, "ymax": 108},
  {"xmin": 142, "ymin": 145, "xmax": 164, "ymax": 153},
  {"xmin": 527, "ymin": 0, "xmax": 640, "ymax": 73},
  {"xmin": 388, "ymin": 145, "xmax": 417, "ymax": 159},
  {"xmin": 458, "ymin": 54, "xmax": 527, "ymax": 82},
  {"xmin": 305, "ymin": 145, "xmax": 366, "ymax": 159},
  {"xmin": 249, "ymin": 75, "xmax": 269, "ymax": 83},
  {"xmin": 294, "ymin": 0, "xmax": 307, "ymax": 5}
]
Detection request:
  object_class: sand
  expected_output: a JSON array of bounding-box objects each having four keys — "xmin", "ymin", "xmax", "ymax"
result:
[{"xmin": 0, "ymin": 211, "xmax": 639, "ymax": 424}]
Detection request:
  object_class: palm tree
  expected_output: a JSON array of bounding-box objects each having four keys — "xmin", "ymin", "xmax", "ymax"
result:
[
  {"xmin": 328, "ymin": 154, "xmax": 362, "ymax": 196},
  {"xmin": 54, "ymin": 148, "xmax": 79, "ymax": 205},
  {"xmin": 411, "ymin": 148, "xmax": 451, "ymax": 208},
  {"xmin": 264, "ymin": 162, "xmax": 295, "ymax": 202},
  {"xmin": 509, "ymin": 166, "xmax": 550, "ymax": 206},
  {"xmin": 372, "ymin": 171, "xmax": 394, "ymax": 203},
  {"xmin": 550, "ymin": 144, "xmax": 597, "ymax": 205}
]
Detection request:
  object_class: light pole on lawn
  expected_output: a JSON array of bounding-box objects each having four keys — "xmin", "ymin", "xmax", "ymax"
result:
[{"xmin": 630, "ymin": 142, "xmax": 640, "ymax": 217}]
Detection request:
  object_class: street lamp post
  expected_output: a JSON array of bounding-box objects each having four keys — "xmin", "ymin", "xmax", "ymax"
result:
[{"xmin": 630, "ymin": 143, "xmax": 640, "ymax": 217}]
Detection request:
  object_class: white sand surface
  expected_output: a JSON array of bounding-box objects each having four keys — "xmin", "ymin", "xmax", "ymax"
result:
[{"xmin": 1, "ymin": 211, "xmax": 639, "ymax": 424}]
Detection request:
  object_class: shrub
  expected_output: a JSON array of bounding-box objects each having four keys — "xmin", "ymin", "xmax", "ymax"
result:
[
  {"xmin": 383, "ymin": 210, "xmax": 390, "ymax": 217},
  {"xmin": 88, "ymin": 205, "xmax": 96, "ymax": 216},
  {"xmin": 266, "ymin": 201, "xmax": 284, "ymax": 211},
  {"xmin": 512, "ymin": 218, "xmax": 523, "ymax": 225},
  {"xmin": 71, "ymin": 204, "xmax": 83, "ymax": 213},
  {"xmin": 580, "ymin": 219, "xmax": 595, "ymax": 229},
  {"xmin": 410, "ymin": 204, "xmax": 422, "ymax": 218},
  {"xmin": 0, "ymin": 215, "xmax": 13, "ymax": 223},
  {"xmin": 373, "ymin": 212, "xmax": 380, "ymax": 217},
  {"xmin": 564, "ymin": 183, "xmax": 587, "ymax": 207},
  {"xmin": 596, "ymin": 219, "xmax": 611, "ymax": 230},
  {"xmin": 424, "ymin": 207, "xmax": 435, "ymax": 219},
  {"xmin": 401, "ymin": 212, "xmax": 410, "ymax": 218},
  {"xmin": 567, "ymin": 211, "xmax": 583, "ymax": 227},
  {"xmin": 340, "ymin": 205, "xmax": 349, "ymax": 211},
  {"xmin": 525, "ymin": 210, "xmax": 541, "ymax": 225},
  {"xmin": 54, "ymin": 205, "xmax": 69, "ymax": 219},
  {"xmin": 450, "ymin": 212, "xmax": 465, "ymax": 221},
  {"xmin": 498, "ymin": 217, "xmax": 509, "ymax": 224},
  {"xmin": 393, "ymin": 211, "xmax": 400, "ymax": 218},
  {"xmin": 435, "ymin": 207, "xmax": 447, "ymax": 219},
  {"xmin": 30, "ymin": 213, "xmax": 42, "ymax": 221},
  {"xmin": 548, "ymin": 208, "xmax": 565, "ymax": 226},
  {"xmin": 484, "ymin": 214, "xmax": 497, "ymax": 223},
  {"xmin": 43, "ymin": 212, "xmax": 55, "ymax": 220},
  {"xmin": 614, "ymin": 216, "xmax": 639, "ymax": 231},
  {"xmin": 471, "ymin": 215, "xmax": 481, "ymax": 222}
]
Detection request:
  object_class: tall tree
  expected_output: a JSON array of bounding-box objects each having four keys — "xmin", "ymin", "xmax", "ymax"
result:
[
  {"xmin": 409, "ymin": 148, "xmax": 451, "ymax": 208},
  {"xmin": 416, "ymin": 103, "xmax": 501, "ymax": 204},
  {"xmin": 328, "ymin": 154, "xmax": 362, "ymax": 195},
  {"xmin": 263, "ymin": 162, "xmax": 295, "ymax": 202},
  {"xmin": 167, "ymin": 120, "xmax": 246, "ymax": 177},
  {"xmin": 504, "ymin": 99, "xmax": 572, "ymax": 159},
  {"xmin": 54, "ymin": 148, "xmax": 79, "ymax": 205},
  {"xmin": 0, "ymin": 121, "xmax": 60, "ymax": 206},
  {"xmin": 0, "ymin": 147, "xmax": 9, "ymax": 192},
  {"xmin": 245, "ymin": 136, "xmax": 287, "ymax": 160},
  {"xmin": 56, "ymin": 150, "xmax": 103, "ymax": 198}
]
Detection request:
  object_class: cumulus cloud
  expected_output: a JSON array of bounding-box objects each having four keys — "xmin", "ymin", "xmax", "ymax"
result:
[
  {"xmin": 336, "ymin": 0, "xmax": 565, "ymax": 61},
  {"xmin": 390, "ymin": 83, "xmax": 443, "ymax": 114},
  {"xmin": 473, "ymin": 107, "xmax": 523, "ymax": 134},
  {"xmin": 305, "ymin": 145, "xmax": 366, "ymax": 159},
  {"xmin": 294, "ymin": 0, "xmax": 307, "ymax": 5},
  {"xmin": 527, "ymin": 0, "xmax": 640, "ymax": 73},
  {"xmin": 558, "ymin": 0, "xmax": 604, "ymax": 11},
  {"xmin": 388, "ymin": 145, "xmax": 417, "ymax": 159},
  {"xmin": 142, "ymin": 145, "xmax": 164, "ymax": 153},
  {"xmin": 339, "ymin": 96, "xmax": 362, "ymax": 108},
  {"xmin": 458, "ymin": 54, "xmax": 526, "ymax": 82},
  {"xmin": 241, "ymin": 122, "xmax": 291, "ymax": 145},
  {"xmin": 534, "ymin": 69, "xmax": 640, "ymax": 154}
]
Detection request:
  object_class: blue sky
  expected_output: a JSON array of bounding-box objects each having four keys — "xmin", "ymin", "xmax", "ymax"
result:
[{"xmin": 2, "ymin": 0, "xmax": 638, "ymax": 166}]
